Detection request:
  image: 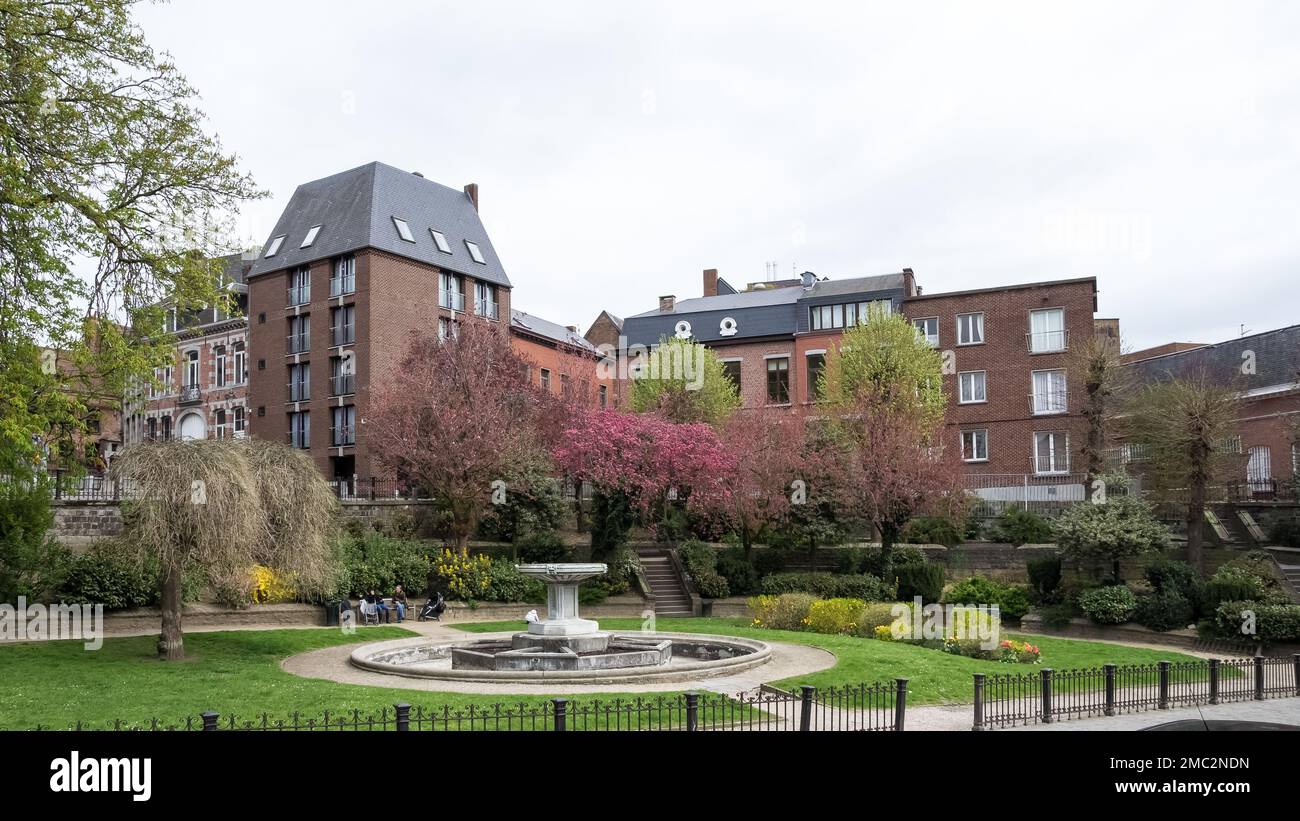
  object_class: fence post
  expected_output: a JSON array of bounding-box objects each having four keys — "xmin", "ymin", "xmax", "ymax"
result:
[
  {"xmin": 200, "ymin": 711, "xmax": 219, "ymax": 731},
  {"xmin": 1104, "ymin": 664, "xmax": 1116, "ymax": 716},
  {"xmin": 552, "ymin": 698, "xmax": 567, "ymax": 732},
  {"xmin": 972, "ymin": 673, "xmax": 985, "ymax": 731},
  {"xmin": 1254, "ymin": 656, "xmax": 1265, "ymax": 701},
  {"xmin": 1040, "ymin": 668, "xmax": 1053, "ymax": 723},
  {"xmin": 894, "ymin": 678, "xmax": 908, "ymax": 732},
  {"xmin": 1157, "ymin": 661, "xmax": 1170, "ymax": 709},
  {"xmin": 1293, "ymin": 655, "xmax": 1300, "ymax": 698},
  {"xmin": 53, "ymin": 469, "xmax": 63, "ymax": 500},
  {"xmin": 798, "ymin": 685, "xmax": 815, "ymax": 731},
  {"xmin": 1208, "ymin": 658, "xmax": 1220, "ymax": 705},
  {"xmin": 685, "ymin": 692, "xmax": 699, "ymax": 732},
  {"xmin": 394, "ymin": 703, "xmax": 410, "ymax": 732},
  {"xmin": 370, "ymin": 476, "xmax": 376, "ymax": 501}
]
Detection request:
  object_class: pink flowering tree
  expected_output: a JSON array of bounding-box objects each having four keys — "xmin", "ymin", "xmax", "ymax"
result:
[{"xmin": 709, "ymin": 410, "xmax": 808, "ymax": 558}]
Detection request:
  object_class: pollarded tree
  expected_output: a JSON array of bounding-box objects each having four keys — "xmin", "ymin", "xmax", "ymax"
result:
[
  {"xmin": 1072, "ymin": 331, "xmax": 1133, "ymax": 486},
  {"xmin": 111, "ymin": 439, "xmax": 337, "ymax": 660},
  {"xmin": 629, "ymin": 335, "xmax": 740, "ymax": 426},
  {"xmin": 1123, "ymin": 369, "xmax": 1242, "ymax": 573},
  {"xmin": 819, "ymin": 307, "xmax": 947, "ymax": 427},
  {"xmin": 1054, "ymin": 495, "xmax": 1171, "ymax": 584},
  {"xmin": 367, "ymin": 318, "xmax": 541, "ymax": 552}
]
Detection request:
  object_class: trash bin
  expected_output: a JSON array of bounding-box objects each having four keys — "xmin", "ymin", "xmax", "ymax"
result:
[
  {"xmin": 700, "ymin": 599, "xmax": 714, "ymax": 618},
  {"xmin": 323, "ymin": 599, "xmax": 342, "ymax": 627}
]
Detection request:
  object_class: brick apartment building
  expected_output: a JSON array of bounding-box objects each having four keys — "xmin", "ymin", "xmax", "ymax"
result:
[
  {"xmin": 1125, "ymin": 324, "xmax": 1300, "ymax": 496},
  {"xmin": 619, "ymin": 269, "xmax": 1101, "ymax": 497},
  {"xmin": 511, "ymin": 309, "xmax": 616, "ymax": 410},
  {"xmin": 122, "ymin": 251, "xmax": 257, "ymax": 448},
  {"xmin": 245, "ymin": 162, "xmax": 511, "ymax": 482}
]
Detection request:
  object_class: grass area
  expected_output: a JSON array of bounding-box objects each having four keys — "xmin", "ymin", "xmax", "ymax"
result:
[
  {"xmin": 0, "ymin": 618, "xmax": 1213, "ymax": 728},
  {"xmin": 454, "ymin": 618, "xmax": 1211, "ymax": 705}
]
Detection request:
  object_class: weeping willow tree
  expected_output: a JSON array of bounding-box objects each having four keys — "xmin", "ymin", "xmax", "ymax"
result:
[{"xmin": 112, "ymin": 439, "xmax": 338, "ymax": 660}]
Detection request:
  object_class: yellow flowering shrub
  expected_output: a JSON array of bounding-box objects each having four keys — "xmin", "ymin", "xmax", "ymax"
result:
[
  {"xmin": 430, "ymin": 549, "xmax": 491, "ymax": 601},
  {"xmin": 250, "ymin": 564, "xmax": 296, "ymax": 604},
  {"xmin": 747, "ymin": 593, "xmax": 816, "ymax": 631},
  {"xmin": 802, "ymin": 597, "xmax": 865, "ymax": 635}
]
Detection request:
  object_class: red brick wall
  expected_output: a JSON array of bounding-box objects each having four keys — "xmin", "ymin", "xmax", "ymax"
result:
[
  {"xmin": 125, "ymin": 323, "xmax": 250, "ymax": 446},
  {"xmin": 1234, "ymin": 391, "xmax": 1300, "ymax": 483}
]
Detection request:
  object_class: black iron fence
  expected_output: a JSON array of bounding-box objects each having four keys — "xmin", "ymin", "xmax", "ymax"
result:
[
  {"xmin": 38, "ymin": 681, "xmax": 908, "ymax": 732},
  {"xmin": 974, "ymin": 655, "xmax": 1300, "ymax": 730}
]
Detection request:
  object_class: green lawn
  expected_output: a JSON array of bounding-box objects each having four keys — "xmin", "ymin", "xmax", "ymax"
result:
[{"xmin": 0, "ymin": 619, "xmax": 1210, "ymax": 729}]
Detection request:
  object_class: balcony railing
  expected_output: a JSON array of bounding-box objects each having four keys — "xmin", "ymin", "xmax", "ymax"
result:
[
  {"xmin": 331, "ymin": 425, "xmax": 355, "ymax": 446},
  {"xmin": 475, "ymin": 300, "xmax": 499, "ymax": 320},
  {"xmin": 439, "ymin": 289, "xmax": 465, "ymax": 312},
  {"xmin": 331, "ymin": 327, "xmax": 355, "ymax": 347},
  {"xmin": 287, "ymin": 382, "xmax": 310, "ymax": 402},
  {"xmin": 329, "ymin": 277, "xmax": 355, "ymax": 297},
  {"xmin": 178, "ymin": 384, "xmax": 202, "ymax": 405},
  {"xmin": 286, "ymin": 333, "xmax": 310, "ymax": 354},
  {"xmin": 1026, "ymin": 329, "xmax": 1069, "ymax": 354},
  {"xmin": 330, "ymin": 374, "xmax": 355, "ymax": 396},
  {"xmin": 287, "ymin": 286, "xmax": 310, "ymax": 306},
  {"xmin": 286, "ymin": 429, "xmax": 310, "ymax": 449},
  {"xmin": 1029, "ymin": 390, "xmax": 1069, "ymax": 415}
]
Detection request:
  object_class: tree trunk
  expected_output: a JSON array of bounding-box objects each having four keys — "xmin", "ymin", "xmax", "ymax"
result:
[
  {"xmin": 158, "ymin": 565, "xmax": 185, "ymax": 661},
  {"xmin": 741, "ymin": 529, "xmax": 752, "ymax": 562},
  {"xmin": 454, "ymin": 529, "xmax": 470, "ymax": 555},
  {"xmin": 880, "ymin": 521, "xmax": 900, "ymax": 580},
  {"xmin": 1111, "ymin": 558, "xmax": 1122, "ymax": 586},
  {"xmin": 1186, "ymin": 481, "xmax": 1206, "ymax": 575}
]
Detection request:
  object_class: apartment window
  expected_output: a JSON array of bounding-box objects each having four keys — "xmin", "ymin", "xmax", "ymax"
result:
[
  {"xmin": 392, "ymin": 217, "xmax": 415, "ymax": 242},
  {"xmin": 561, "ymin": 374, "xmax": 572, "ymax": 399},
  {"xmin": 1223, "ymin": 436, "xmax": 1243, "ymax": 454},
  {"xmin": 599, "ymin": 385, "xmax": 608, "ymax": 409},
  {"xmin": 332, "ymin": 405, "xmax": 356, "ymax": 446},
  {"xmin": 214, "ymin": 409, "xmax": 227, "ymax": 440},
  {"xmin": 860, "ymin": 300, "xmax": 892, "ymax": 322},
  {"xmin": 331, "ymin": 305, "xmax": 355, "ymax": 346},
  {"xmin": 147, "ymin": 417, "xmax": 157, "ymax": 440},
  {"xmin": 1029, "ymin": 308, "xmax": 1066, "ymax": 353},
  {"xmin": 958, "ymin": 371, "xmax": 987, "ymax": 404},
  {"xmin": 288, "ymin": 362, "xmax": 310, "ymax": 402},
  {"xmin": 184, "ymin": 350, "xmax": 200, "ymax": 388},
  {"xmin": 430, "ymin": 229, "xmax": 451, "ymax": 253},
  {"xmin": 287, "ymin": 315, "xmax": 310, "ymax": 354},
  {"xmin": 766, "ymin": 357, "xmax": 790, "ymax": 404},
  {"xmin": 540, "ymin": 368, "xmax": 551, "ymax": 392},
  {"xmin": 265, "ymin": 235, "xmax": 285, "ymax": 257},
  {"xmin": 1034, "ymin": 431, "xmax": 1069, "ymax": 474},
  {"xmin": 806, "ymin": 353, "xmax": 826, "ymax": 401},
  {"xmin": 213, "ymin": 345, "xmax": 227, "ymax": 387},
  {"xmin": 288, "ymin": 411, "xmax": 310, "ymax": 449},
  {"xmin": 913, "ymin": 317, "xmax": 939, "ymax": 347},
  {"xmin": 331, "ymin": 356, "xmax": 354, "ymax": 396},
  {"xmin": 465, "ymin": 240, "xmax": 486, "ymax": 264},
  {"xmin": 233, "ymin": 407, "xmax": 246, "ymax": 438},
  {"xmin": 439, "ymin": 272, "xmax": 464, "ymax": 311},
  {"xmin": 721, "ymin": 359, "xmax": 742, "ymax": 393},
  {"xmin": 1246, "ymin": 446, "xmax": 1272, "ymax": 483},
  {"xmin": 233, "ymin": 342, "xmax": 247, "ymax": 384},
  {"xmin": 330, "ymin": 255, "xmax": 355, "ymax": 296},
  {"xmin": 474, "ymin": 282, "xmax": 498, "ymax": 319},
  {"xmin": 957, "ymin": 312, "xmax": 984, "ymax": 345},
  {"xmin": 961, "ymin": 429, "xmax": 988, "ymax": 462},
  {"xmin": 161, "ymin": 416, "xmax": 172, "ymax": 441},
  {"xmin": 1031, "ymin": 369, "xmax": 1067, "ymax": 414},
  {"xmin": 301, "ymin": 224, "xmax": 322, "ymax": 248},
  {"xmin": 286, "ymin": 266, "xmax": 310, "ymax": 306}
]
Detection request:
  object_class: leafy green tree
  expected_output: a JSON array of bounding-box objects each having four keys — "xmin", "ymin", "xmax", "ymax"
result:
[
  {"xmin": 1054, "ymin": 495, "xmax": 1171, "ymax": 584},
  {"xmin": 819, "ymin": 308, "xmax": 947, "ymax": 426},
  {"xmin": 629, "ymin": 335, "xmax": 740, "ymax": 425}
]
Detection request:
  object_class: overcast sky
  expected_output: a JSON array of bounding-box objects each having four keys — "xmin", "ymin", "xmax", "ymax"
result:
[{"xmin": 134, "ymin": 1, "xmax": 1300, "ymax": 350}]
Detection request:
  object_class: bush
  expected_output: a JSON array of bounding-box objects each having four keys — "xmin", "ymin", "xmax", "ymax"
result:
[
  {"xmin": 1039, "ymin": 603, "xmax": 1077, "ymax": 629},
  {"xmin": 1144, "ymin": 557, "xmax": 1200, "ymax": 600},
  {"xmin": 855, "ymin": 602, "xmax": 907, "ymax": 637},
  {"xmin": 1212, "ymin": 601, "xmax": 1300, "ymax": 643},
  {"xmin": 942, "ymin": 575, "xmax": 1031, "ymax": 620},
  {"xmin": 991, "ymin": 509, "xmax": 1053, "ymax": 546},
  {"xmin": 1078, "ymin": 585, "xmax": 1138, "ymax": 624},
  {"xmin": 515, "ymin": 531, "xmax": 573, "ymax": 564},
  {"xmin": 753, "ymin": 547, "xmax": 788, "ymax": 577},
  {"xmin": 803, "ymin": 598, "xmax": 866, "ymax": 635},
  {"xmin": 893, "ymin": 562, "xmax": 945, "ymax": 603},
  {"xmin": 483, "ymin": 560, "xmax": 545, "ymax": 603},
  {"xmin": 759, "ymin": 572, "xmax": 893, "ymax": 601},
  {"xmin": 475, "ymin": 474, "xmax": 569, "ymax": 543},
  {"xmin": 1026, "ymin": 554, "xmax": 1063, "ymax": 605},
  {"xmin": 0, "ymin": 474, "xmax": 63, "ymax": 601},
  {"xmin": 845, "ymin": 544, "xmax": 926, "ymax": 577},
  {"xmin": 716, "ymin": 549, "xmax": 759, "ymax": 596},
  {"xmin": 679, "ymin": 540, "xmax": 730, "ymax": 599},
  {"xmin": 57, "ymin": 538, "xmax": 203, "ymax": 610},
  {"xmin": 342, "ymin": 533, "xmax": 433, "ymax": 598},
  {"xmin": 594, "ymin": 549, "xmax": 639, "ymax": 596},
  {"xmin": 1268, "ymin": 516, "xmax": 1300, "ymax": 548},
  {"xmin": 900, "ymin": 516, "xmax": 964, "ymax": 547},
  {"xmin": 589, "ymin": 490, "xmax": 633, "ymax": 561},
  {"xmin": 1135, "ymin": 590, "xmax": 1195, "ymax": 632},
  {"xmin": 250, "ymin": 565, "xmax": 296, "ymax": 604},
  {"xmin": 748, "ymin": 593, "xmax": 816, "ymax": 631}
]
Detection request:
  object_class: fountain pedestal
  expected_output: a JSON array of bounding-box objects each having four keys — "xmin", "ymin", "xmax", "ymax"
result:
[{"xmin": 518, "ymin": 563, "xmax": 607, "ymax": 639}]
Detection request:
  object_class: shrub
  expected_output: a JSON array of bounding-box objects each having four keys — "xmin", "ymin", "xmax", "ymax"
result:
[
  {"xmin": 893, "ymin": 562, "xmax": 945, "ymax": 603},
  {"xmin": 429, "ymin": 549, "xmax": 491, "ymax": 601},
  {"xmin": 1054, "ymin": 496, "xmax": 1170, "ymax": 583},
  {"xmin": 991, "ymin": 509, "xmax": 1053, "ymax": 546},
  {"xmin": 716, "ymin": 549, "xmax": 759, "ymax": 596},
  {"xmin": 1212, "ymin": 601, "xmax": 1300, "ymax": 643},
  {"xmin": 1144, "ymin": 557, "xmax": 1201, "ymax": 600},
  {"xmin": 942, "ymin": 575, "xmax": 1031, "ymax": 620},
  {"xmin": 856, "ymin": 545, "xmax": 926, "ymax": 577},
  {"xmin": 515, "ymin": 530, "xmax": 573, "ymax": 563},
  {"xmin": 475, "ymin": 473, "xmax": 569, "ymax": 543},
  {"xmin": 1268, "ymin": 516, "xmax": 1300, "ymax": 548},
  {"xmin": 1078, "ymin": 585, "xmax": 1138, "ymax": 624},
  {"xmin": 57, "ymin": 538, "xmax": 203, "ymax": 610},
  {"xmin": 803, "ymin": 598, "xmax": 866, "ymax": 635},
  {"xmin": 250, "ymin": 565, "xmax": 296, "ymax": 604},
  {"xmin": 1201, "ymin": 576, "xmax": 1265, "ymax": 613},
  {"xmin": 759, "ymin": 572, "xmax": 893, "ymax": 601},
  {"xmin": 1039, "ymin": 603, "xmax": 1077, "ymax": 629},
  {"xmin": 900, "ymin": 516, "xmax": 964, "ymax": 547},
  {"xmin": 1134, "ymin": 589, "xmax": 1194, "ymax": 632},
  {"xmin": 855, "ymin": 602, "xmax": 908, "ymax": 637},
  {"xmin": 593, "ymin": 549, "xmax": 639, "ymax": 596},
  {"xmin": 679, "ymin": 540, "xmax": 730, "ymax": 599},
  {"xmin": 1026, "ymin": 554, "xmax": 1063, "ymax": 605},
  {"xmin": 483, "ymin": 560, "xmax": 546, "ymax": 603},
  {"xmin": 753, "ymin": 547, "xmax": 788, "ymax": 577},
  {"xmin": 748, "ymin": 593, "xmax": 816, "ymax": 631},
  {"xmin": 0, "ymin": 474, "xmax": 63, "ymax": 601},
  {"xmin": 343, "ymin": 533, "xmax": 433, "ymax": 597}
]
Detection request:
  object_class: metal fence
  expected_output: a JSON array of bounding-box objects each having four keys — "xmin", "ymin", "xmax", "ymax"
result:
[
  {"xmin": 974, "ymin": 655, "xmax": 1300, "ymax": 730},
  {"xmin": 38, "ymin": 681, "xmax": 908, "ymax": 732},
  {"xmin": 963, "ymin": 473, "xmax": 1090, "ymax": 517}
]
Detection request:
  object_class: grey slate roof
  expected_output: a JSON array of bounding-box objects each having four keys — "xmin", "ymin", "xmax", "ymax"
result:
[
  {"xmin": 512, "ymin": 309, "xmax": 598, "ymax": 352},
  {"xmin": 247, "ymin": 162, "xmax": 510, "ymax": 288},
  {"xmin": 1125, "ymin": 324, "xmax": 1300, "ymax": 393}
]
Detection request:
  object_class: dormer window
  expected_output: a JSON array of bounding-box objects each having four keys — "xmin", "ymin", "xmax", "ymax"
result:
[
  {"xmin": 265, "ymin": 235, "xmax": 286, "ymax": 257},
  {"xmin": 300, "ymin": 225, "xmax": 322, "ymax": 248},
  {"xmin": 392, "ymin": 217, "xmax": 415, "ymax": 242},
  {"xmin": 465, "ymin": 240, "xmax": 486, "ymax": 264},
  {"xmin": 430, "ymin": 229, "xmax": 451, "ymax": 254}
]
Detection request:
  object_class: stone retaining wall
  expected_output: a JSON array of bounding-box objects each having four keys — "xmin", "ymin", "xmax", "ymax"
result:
[{"xmin": 51, "ymin": 502, "xmax": 123, "ymax": 549}]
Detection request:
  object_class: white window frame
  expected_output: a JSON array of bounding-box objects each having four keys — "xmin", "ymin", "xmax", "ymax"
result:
[
  {"xmin": 913, "ymin": 317, "xmax": 939, "ymax": 347},
  {"xmin": 956, "ymin": 312, "xmax": 984, "ymax": 345},
  {"xmin": 300, "ymin": 225, "xmax": 322, "ymax": 248},
  {"xmin": 1029, "ymin": 308, "xmax": 1066, "ymax": 353},
  {"xmin": 961, "ymin": 429, "xmax": 988, "ymax": 462},
  {"xmin": 1033, "ymin": 431, "xmax": 1070, "ymax": 475},
  {"xmin": 233, "ymin": 344, "xmax": 247, "ymax": 385},
  {"xmin": 392, "ymin": 217, "xmax": 415, "ymax": 242},
  {"xmin": 1031, "ymin": 369, "xmax": 1068, "ymax": 415},
  {"xmin": 265, "ymin": 235, "xmax": 285, "ymax": 257},
  {"xmin": 430, "ymin": 229, "xmax": 452, "ymax": 253},
  {"xmin": 958, "ymin": 370, "xmax": 987, "ymax": 404},
  {"xmin": 465, "ymin": 240, "xmax": 486, "ymax": 264},
  {"xmin": 215, "ymin": 346, "xmax": 227, "ymax": 388}
]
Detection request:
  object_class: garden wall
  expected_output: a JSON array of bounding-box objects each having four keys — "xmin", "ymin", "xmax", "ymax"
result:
[{"xmin": 50, "ymin": 502, "xmax": 123, "ymax": 549}]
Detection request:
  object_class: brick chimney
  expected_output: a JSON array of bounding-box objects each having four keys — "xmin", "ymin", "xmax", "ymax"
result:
[
  {"xmin": 703, "ymin": 268, "xmax": 719, "ymax": 297},
  {"xmin": 463, "ymin": 183, "xmax": 479, "ymax": 212},
  {"xmin": 659, "ymin": 295, "xmax": 676, "ymax": 312},
  {"xmin": 902, "ymin": 267, "xmax": 916, "ymax": 297}
]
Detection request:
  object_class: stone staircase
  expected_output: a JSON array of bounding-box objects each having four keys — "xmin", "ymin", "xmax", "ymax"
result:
[
  {"xmin": 637, "ymin": 548, "xmax": 695, "ymax": 617},
  {"xmin": 1276, "ymin": 560, "xmax": 1300, "ymax": 605}
]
